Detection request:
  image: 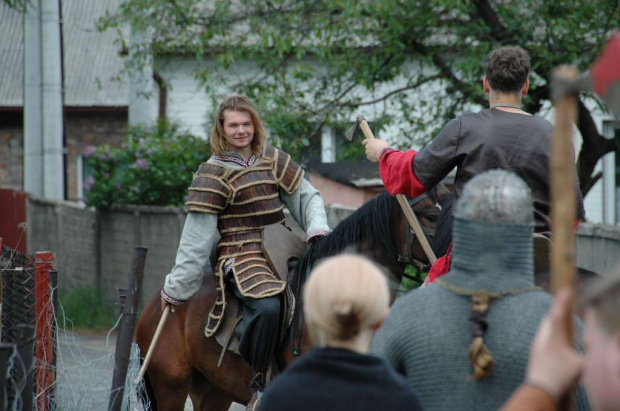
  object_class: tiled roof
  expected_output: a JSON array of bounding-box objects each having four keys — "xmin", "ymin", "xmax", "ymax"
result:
[{"xmin": 0, "ymin": 0, "xmax": 128, "ymax": 107}]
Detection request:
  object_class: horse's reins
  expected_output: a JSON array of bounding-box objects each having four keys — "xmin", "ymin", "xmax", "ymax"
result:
[{"xmin": 397, "ymin": 189, "xmax": 440, "ymax": 280}]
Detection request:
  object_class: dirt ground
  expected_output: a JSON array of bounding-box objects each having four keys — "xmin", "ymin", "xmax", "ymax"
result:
[{"xmin": 55, "ymin": 330, "xmax": 245, "ymax": 411}]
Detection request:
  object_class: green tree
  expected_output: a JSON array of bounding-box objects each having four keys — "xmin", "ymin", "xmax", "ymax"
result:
[{"xmin": 100, "ymin": 0, "xmax": 620, "ymax": 196}]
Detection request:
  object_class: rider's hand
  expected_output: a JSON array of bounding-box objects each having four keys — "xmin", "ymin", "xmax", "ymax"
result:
[
  {"xmin": 160, "ymin": 298, "xmax": 176, "ymax": 313},
  {"xmin": 525, "ymin": 288, "xmax": 583, "ymax": 400},
  {"xmin": 362, "ymin": 138, "xmax": 389, "ymax": 163}
]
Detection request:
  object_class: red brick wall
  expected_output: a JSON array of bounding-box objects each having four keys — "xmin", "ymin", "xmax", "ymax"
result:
[{"xmin": 0, "ymin": 109, "xmax": 128, "ymax": 200}]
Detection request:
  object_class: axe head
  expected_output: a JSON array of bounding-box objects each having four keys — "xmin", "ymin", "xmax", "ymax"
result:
[
  {"xmin": 591, "ymin": 33, "xmax": 620, "ymax": 117},
  {"xmin": 344, "ymin": 115, "xmax": 368, "ymax": 141}
]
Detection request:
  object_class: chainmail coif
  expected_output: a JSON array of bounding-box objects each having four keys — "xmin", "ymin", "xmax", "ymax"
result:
[{"xmin": 372, "ymin": 170, "xmax": 590, "ymax": 410}]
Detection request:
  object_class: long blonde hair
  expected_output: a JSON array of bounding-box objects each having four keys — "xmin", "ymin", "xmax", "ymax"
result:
[
  {"xmin": 209, "ymin": 95, "xmax": 267, "ymax": 156},
  {"xmin": 303, "ymin": 255, "xmax": 390, "ymax": 346}
]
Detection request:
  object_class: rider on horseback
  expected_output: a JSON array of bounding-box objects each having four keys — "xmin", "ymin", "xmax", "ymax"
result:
[
  {"xmin": 160, "ymin": 95, "xmax": 331, "ymax": 408},
  {"xmin": 363, "ymin": 47, "xmax": 585, "ymax": 280}
]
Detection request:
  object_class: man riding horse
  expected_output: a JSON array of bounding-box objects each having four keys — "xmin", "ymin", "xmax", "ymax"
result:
[
  {"xmin": 160, "ymin": 95, "xmax": 331, "ymax": 410},
  {"xmin": 363, "ymin": 46, "xmax": 586, "ymax": 281}
]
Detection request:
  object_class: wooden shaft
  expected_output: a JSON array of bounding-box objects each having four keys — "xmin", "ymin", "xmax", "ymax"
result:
[
  {"xmin": 359, "ymin": 119, "xmax": 437, "ymax": 264},
  {"xmin": 136, "ymin": 305, "xmax": 170, "ymax": 383},
  {"xmin": 550, "ymin": 66, "xmax": 578, "ymax": 342}
]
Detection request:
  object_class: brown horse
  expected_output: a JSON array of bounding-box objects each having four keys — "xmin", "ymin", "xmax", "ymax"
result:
[{"xmin": 135, "ymin": 189, "xmax": 449, "ymax": 410}]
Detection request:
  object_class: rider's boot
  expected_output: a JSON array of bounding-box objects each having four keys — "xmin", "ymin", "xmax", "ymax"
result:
[{"xmin": 247, "ymin": 372, "xmax": 265, "ymax": 411}]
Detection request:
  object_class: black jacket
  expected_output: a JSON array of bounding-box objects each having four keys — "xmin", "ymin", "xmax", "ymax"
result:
[{"xmin": 260, "ymin": 347, "xmax": 422, "ymax": 411}]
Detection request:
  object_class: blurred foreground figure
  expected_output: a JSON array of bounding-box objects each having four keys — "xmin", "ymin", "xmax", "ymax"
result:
[
  {"xmin": 260, "ymin": 255, "xmax": 422, "ymax": 411},
  {"xmin": 372, "ymin": 170, "xmax": 590, "ymax": 410},
  {"xmin": 504, "ymin": 271, "xmax": 620, "ymax": 411}
]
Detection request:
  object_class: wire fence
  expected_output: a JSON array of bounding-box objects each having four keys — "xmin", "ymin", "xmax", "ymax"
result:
[{"xmin": 1, "ymin": 239, "xmax": 154, "ymax": 410}]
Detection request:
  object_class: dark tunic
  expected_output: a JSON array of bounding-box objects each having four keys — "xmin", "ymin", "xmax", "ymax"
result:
[
  {"xmin": 260, "ymin": 347, "xmax": 422, "ymax": 411},
  {"xmin": 412, "ymin": 108, "xmax": 585, "ymax": 232}
]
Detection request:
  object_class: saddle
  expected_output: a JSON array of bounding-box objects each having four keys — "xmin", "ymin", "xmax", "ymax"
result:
[{"xmin": 210, "ymin": 224, "xmax": 308, "ymax": 366}]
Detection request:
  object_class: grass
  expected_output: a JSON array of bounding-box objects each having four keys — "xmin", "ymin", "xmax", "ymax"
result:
[{"xmin": 58, "ymin": 286, "xmax": 116, "ymax": 330}]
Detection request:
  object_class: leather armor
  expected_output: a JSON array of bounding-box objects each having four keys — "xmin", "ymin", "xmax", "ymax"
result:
[{"xmin": 186, "ymin": 146, "xmax": 304, "ymax": 336}]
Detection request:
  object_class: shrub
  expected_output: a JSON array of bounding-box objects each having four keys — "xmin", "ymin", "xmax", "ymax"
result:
[{"xmin": 83, "ymin": 121, "xmax": 210, "ymax": 209}]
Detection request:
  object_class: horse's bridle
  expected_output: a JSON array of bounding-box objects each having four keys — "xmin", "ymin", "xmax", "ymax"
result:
[{"xmin": 397, "ymin": 189, "xmax": 441, "ymax": 273}]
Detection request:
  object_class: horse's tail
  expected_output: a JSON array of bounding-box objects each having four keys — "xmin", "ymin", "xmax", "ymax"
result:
[{"xmin": 139, "ymin": 361, "xmax": 158, "ymax": 411}]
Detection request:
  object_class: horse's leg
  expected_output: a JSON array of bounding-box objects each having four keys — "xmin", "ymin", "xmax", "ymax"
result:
[
  {"xmin": 185, "ymin": 286, "xmax": 254, "ymax": 405},
  {"xmin": 136, "ymin": 294, "xmax": 192, "ymax": 410},
  {"xmin": 189, "ymin": 372, "xmax": 234, "ymax": 411}
]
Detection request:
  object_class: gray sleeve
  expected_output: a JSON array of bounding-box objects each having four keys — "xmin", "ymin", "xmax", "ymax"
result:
[
  {"xmin": 163, "ymin": 212, "xmax": 218, "ymax": 302},
  {"xmin": 412, "ymin": 117, "xmax": 461, "ymax": 189},
  {"xmin": 280, "ymin": 178, "xmax": 332, "ymax": 238}
]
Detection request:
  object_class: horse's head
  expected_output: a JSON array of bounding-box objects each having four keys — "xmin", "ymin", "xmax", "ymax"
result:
[
  {"xmin": 312, "ymin": 183, "xmax": 452, "ymax": 287},
  {"xmin": 393, "ymin": 183, "xmax": 452, "ymax": 273}
]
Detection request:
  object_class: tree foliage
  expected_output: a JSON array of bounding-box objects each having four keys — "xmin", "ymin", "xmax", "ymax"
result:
[
  {"xmin": 100, "ymin": 0, "xmax": 620, "ymax": 196},
  {"xmin": 84, "ymin": 121, "xmax": 209, "ymax": 209}
]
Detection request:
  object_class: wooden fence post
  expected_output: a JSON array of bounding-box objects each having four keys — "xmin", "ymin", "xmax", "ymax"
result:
[
  {"xmin": 108, "ymin": 246, "xmax": 148, "ymax": 411},
  {"xmin": 34, "ymin": 251, "xmax": 56, "ymax": 411}
]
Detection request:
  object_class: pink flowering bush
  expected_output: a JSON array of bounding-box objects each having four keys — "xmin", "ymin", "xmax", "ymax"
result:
[{"xmin": 84, "ymin": 121, "xmax": 209, "ymax": 209}]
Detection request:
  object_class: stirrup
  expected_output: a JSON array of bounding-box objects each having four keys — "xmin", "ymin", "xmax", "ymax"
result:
[{"xmin": 249, "ymin": 372, "xmax": 265, "ymax": 392}]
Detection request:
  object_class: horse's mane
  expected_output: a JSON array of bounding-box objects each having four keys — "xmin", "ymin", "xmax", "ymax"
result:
[
  {"xmin": 432, "ymin": 194, "xmax": 454, "ymax": 257},
  {"xmin": 312, "ymin": 193, "xmax": 402, "ymax": 269}
]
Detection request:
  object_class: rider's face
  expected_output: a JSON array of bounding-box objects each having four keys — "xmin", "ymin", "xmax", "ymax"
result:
[{"xmin": 222, "ymin": 110, "xmax": 254, "ymax": 155}]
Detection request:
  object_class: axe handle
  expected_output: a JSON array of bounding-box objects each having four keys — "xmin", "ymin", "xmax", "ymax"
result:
[
  {"xmin": 358, "ymin": 120, "xmax": 437, "ymax": 265},
  {"xmin": 551, "ymin": 66, "xmax": 577, "ymax": 340},
  {"xmin": 397, "ymin": 195, "xmax": 437, "ymax": 264}
]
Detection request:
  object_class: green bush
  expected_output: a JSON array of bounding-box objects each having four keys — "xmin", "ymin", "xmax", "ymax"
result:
[
  {"xmin": 59, "ymin": 286, "xmax": 116, "ymax": 330},
  {"xmin": 83, "ymin": 121, "xmax": 210, "ymax": 209}
]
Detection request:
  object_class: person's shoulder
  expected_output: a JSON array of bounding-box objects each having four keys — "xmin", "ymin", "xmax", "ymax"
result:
[
  {"xmin": 378, "ymin": 361, "xmax": 424, "ymax": 409},
  {"xmin": 201, "ymin": 157, "xmax": 235, "ymax": 172},
  {"xmin": 382, "ymin": 285, "xmax": 447, "ymax": 325},
  {"xmin": 261, "ymin": 355, "xmax": 316, "ymax": 408},
  {"xmin": 524, "ymin": 114, "xmax": 554, "ymax": 129}
]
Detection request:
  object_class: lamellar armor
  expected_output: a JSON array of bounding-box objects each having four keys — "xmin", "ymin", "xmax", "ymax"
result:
[{"xmin": 186, "ymin": 146, "xmax": 304, "ymax": 336}]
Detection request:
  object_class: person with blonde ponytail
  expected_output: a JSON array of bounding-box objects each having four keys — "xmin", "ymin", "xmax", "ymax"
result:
[
  {"xmin": 372, "ymin": 170, "xmax": 590, "ymax": 410},
  {"xmin": 260, "ymin": 254, "xmax": 422, "ymax": 411}
]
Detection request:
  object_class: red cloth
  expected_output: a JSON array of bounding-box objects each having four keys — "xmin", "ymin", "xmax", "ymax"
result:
[
  {"xmin": 379, "ymin": 149, "xmax": 427, "ymax": 197},
  {"xmin": 424, "ymin": 244, "xmax": 452, "ymax": 286}
]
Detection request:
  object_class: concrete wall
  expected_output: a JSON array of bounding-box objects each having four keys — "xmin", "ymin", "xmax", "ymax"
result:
[
  {"xmin": 26, "ymin": 197, "xmax": 354, "ymax": 306},
  {"xmin": 576, "ymin": 223, "xmax": 620, "ymax": 275},
  {"xmin": 27, "ymin": 196, "xmax": 618, "ymax": 308}
]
